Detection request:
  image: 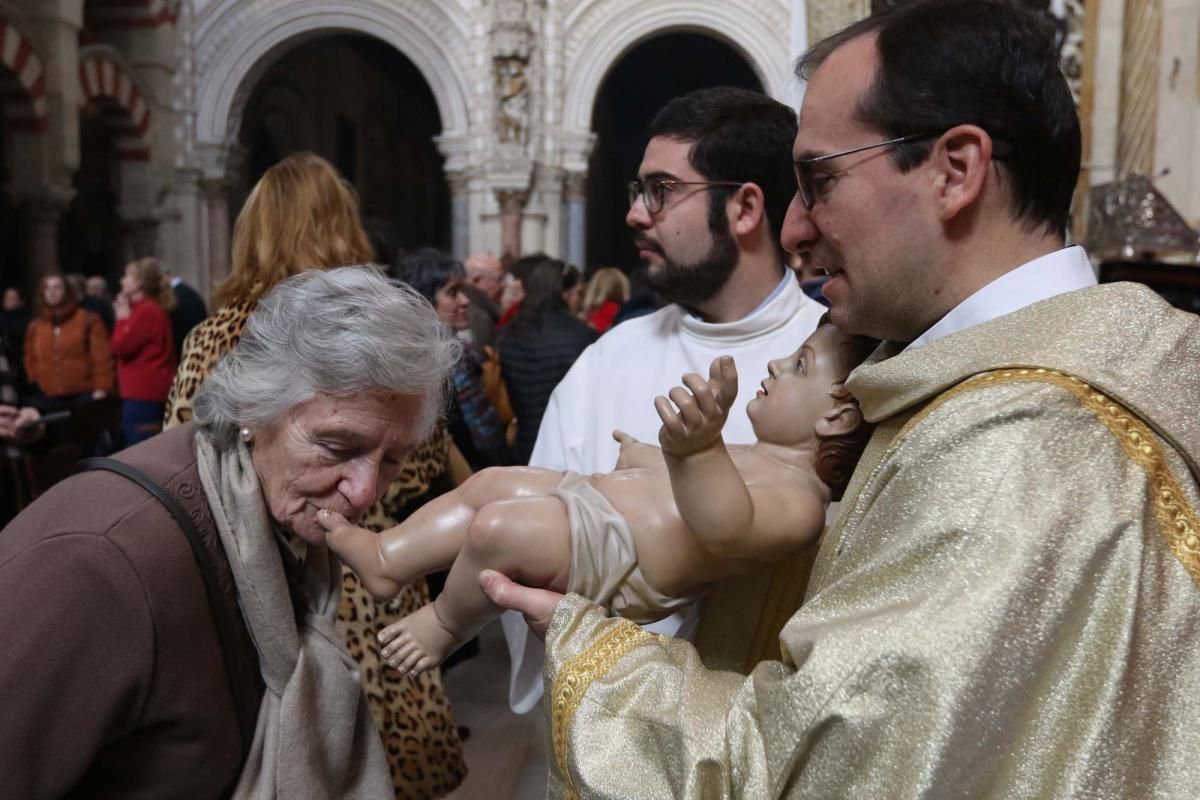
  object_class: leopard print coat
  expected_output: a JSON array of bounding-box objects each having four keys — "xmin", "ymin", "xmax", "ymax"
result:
[{"xmin": 164, "ymin": 301, "xmax": 466, "ymax": 798}]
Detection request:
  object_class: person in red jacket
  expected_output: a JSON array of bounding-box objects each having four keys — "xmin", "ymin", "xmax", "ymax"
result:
[{"xmin": 111, "ymin": 258, "xmax": 178, "ymax": 445}]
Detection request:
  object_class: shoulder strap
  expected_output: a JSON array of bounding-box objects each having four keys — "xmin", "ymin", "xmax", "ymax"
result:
[{"xmin": 72, "ymin": 457, "xmax": 256, "ymax": 762}]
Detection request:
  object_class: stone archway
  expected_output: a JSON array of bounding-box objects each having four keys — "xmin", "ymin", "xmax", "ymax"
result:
[
  {"xmin": 194, "ymin": 0, "xmax": 470, "ymax": 156},
  {"xmin": 237, "ymin": 33, "xmax": 450, "ymax": 255},
  {"xmin": 190, "ymin": 0, "xmax": 470, "ymax": 283},
  {"xmin": 556, "ymin": 0, "xmax": 790, "ymax": 270},
  {"xmin": 77, "ymin": 46, "xmax": 152, "ymax": 161},
  {"xmin": 560, "ymin": 0, "xmax": 790, "ymax": 139},
  {"xmin": 0, "ymin": 13, "xmax": 48, "ymax": 288}
]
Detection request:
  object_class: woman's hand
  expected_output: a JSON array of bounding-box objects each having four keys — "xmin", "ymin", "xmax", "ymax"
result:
[
  {"xmin": 0, "ymin": 406, "xmax": 43, "ymax": 444},
  {"xmin": 655, "ymin": 355, "xmax": 737, "ymax": 458},
  {"xmin": 114, "ymin": 293, "xmax": 131, "ymax": 320}
]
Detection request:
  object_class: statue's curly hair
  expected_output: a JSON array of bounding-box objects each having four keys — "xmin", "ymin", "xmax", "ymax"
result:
[
  {"xmin": 814, "ymin": 382, "xmax": 874, "ymax": 501},
  {"xmin": 813, "ymin": 318, "xmax": 878, "ymax": 500}
]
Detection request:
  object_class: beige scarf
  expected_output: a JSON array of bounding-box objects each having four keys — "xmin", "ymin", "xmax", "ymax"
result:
[{"xmin": 195, "ymin": 430, "xmax": 392, "ymax": 799}]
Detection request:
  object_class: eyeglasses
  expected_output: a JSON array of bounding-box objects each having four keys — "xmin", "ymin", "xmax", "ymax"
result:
[
  {"xmin": 628, "ymin": 177, "xmax": 744, "ymax": 214},
  {"xmin": 792, "ymin": 132, "xmax": 1014, "ymax": 210}
]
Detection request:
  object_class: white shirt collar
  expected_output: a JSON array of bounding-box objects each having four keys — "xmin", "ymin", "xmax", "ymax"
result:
[{"xmin": 905, "ymin": 245, "xmax": 1096, "ymax": 352}]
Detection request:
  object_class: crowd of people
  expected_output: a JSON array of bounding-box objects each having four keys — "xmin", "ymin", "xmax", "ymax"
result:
[{"xmin": 2, "ymin": 0, "xmax": 1199, "ymax": 797}]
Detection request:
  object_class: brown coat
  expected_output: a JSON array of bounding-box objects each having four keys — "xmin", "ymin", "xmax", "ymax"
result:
[
  {"xmin": 0, "ymin": 423, "xmax": 263, "ymax": 798},
  {"xmin": 23, "ymin": 304, "xmax": 115, "ymax": 397}
]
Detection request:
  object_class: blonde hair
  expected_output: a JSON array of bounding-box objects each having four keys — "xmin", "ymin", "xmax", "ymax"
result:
[
  {"xmin": 127, "ymin": 257, "xmax": 176, "ymax": 311},
  {"xmin": 581, "ymin": 267, "xmax": 630, "ymax": 317},
  {"xmin": 216, "ymin": 152, "xmax": 373, "ymax": 307}
]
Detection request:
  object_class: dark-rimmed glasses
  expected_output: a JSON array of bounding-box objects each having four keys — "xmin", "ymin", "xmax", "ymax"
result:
[
  {"xmin": 793, "ymin": 132, "xmax": 1014, "ymax": 210},
  {"xmin": 628, "ymin": 178, "xmax": 744, "ymax": 214}
]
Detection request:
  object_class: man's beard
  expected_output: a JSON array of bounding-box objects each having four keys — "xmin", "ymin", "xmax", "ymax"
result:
[{"xmin": 640, "ymin": 216, "xmax": 739, "ymax": 312}]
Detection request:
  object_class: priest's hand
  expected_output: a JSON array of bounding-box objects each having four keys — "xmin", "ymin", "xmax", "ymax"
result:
[{"xmin": 479, "ymin": 569, "xmax": 562, "ymax": 639}]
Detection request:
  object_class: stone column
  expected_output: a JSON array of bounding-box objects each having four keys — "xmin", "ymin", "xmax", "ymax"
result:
[
  {"xmin": 1117, "ymin": 0, "xmax": 1161, "ymax": 176},
  {"xmin": 22, "ymin": 188, "xmax": 73, "ymax": 279},
  {"xmin": 563, "ymin": 171, "xmax": 587, "ymax": 268},
  {"xmin": 496, "ymin": 190, "xmax": 527, "ymax": 259},
  {"xmin": 161, "ymin": 167, "xmax": 209, "ymax": 302},
  {"xmin": 202, "ymin": 178, "xmax": 231, "ymax": 294},
  {"xmin": 447, "ymin": 170, "xmax": 471, "ymax": 260}
]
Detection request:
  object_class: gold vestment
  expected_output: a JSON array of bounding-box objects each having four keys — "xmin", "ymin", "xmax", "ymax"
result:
[{"xmin": 543, "ymin": 283, "xmax": 1200, "ymax": 799}]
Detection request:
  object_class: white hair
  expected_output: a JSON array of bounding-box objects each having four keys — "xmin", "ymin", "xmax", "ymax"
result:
[{"xmin": 193, "ymin": 265, "xmax": 460, "ymax": 446}]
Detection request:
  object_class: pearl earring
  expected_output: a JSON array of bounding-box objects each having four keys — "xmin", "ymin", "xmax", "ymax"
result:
[{"xmin": 239, "ymin": 427, "xmax": 253, "ymax": 444}]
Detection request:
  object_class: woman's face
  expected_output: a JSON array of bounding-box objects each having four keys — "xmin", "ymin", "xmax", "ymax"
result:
[
  {"xmin": 42, "ymin": 278, "xmax": 65, "ymax": 308},
  {"xmin": 249, "ymin": 390, "xmax": 430, "ymax": 545},
  {"xmin": 2, "ymin": 288, "xmax": 21, "ymax": 312},
  {"xmin": 434, "ymin": 279, "xmax": 470, "ymax": 330},
  {"xmin": 121, "ymin": 265, "xmax": 143, "ymax": 297}
]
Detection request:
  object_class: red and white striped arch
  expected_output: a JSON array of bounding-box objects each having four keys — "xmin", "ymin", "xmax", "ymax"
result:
[
  {"xmin": 0, "ymin": 16, "xmax": 47, "ymax": 132},
  {"xmin": 79, "ymin": 49, "xmax": 151, "ymax": 160}
]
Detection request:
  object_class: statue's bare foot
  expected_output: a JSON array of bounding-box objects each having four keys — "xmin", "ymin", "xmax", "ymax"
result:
[
  {"xmin": 320, "ymin": 510, "xmax": 401, "ymax": 599},
  {"xmin": 378, "ymin": 605, "xmax": 463, "ymax": 676}
]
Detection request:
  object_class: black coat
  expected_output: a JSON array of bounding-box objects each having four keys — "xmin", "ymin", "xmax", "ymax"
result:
[
  {"xmin": 499, "ymin": 309, "xmax": 597, "ymax": 464},
  {"xmin": 170, "ymin": 281, "xmax": 209, "ymax": 360}
]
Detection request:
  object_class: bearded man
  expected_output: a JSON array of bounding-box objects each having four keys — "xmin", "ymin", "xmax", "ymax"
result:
[
  {"xmin": 532, "ymin": 86, "xmax": 823, "ymax": 476},
  {"xmin": 499, "ymin": 87, "xmax": 825, "ymax": 712}
]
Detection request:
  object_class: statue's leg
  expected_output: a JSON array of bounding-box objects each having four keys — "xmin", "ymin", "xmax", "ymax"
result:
[
  {"xmin": 380, "ymin": 492, "xmax": 571, "ymax": 675},
  {"xmin": 328, "ymin": 465, "xmax": 563, "ymax": 599}
]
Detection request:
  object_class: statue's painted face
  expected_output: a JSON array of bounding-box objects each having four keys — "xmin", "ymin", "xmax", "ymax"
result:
[{"xmin": 746, "ymin": 323, "xmax": 862, "ymax": 446}]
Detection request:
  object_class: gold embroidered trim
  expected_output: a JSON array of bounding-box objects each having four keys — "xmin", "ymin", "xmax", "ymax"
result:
[
  {"xmin": 853, "ymin": 367, "xmax": 1200, "ymax": 587},
  {"xmin": 550, "ymin": 620, "xmax": 652, "ymax": 800},
  {"xmin": 966, "ymin": 369, "xmax": 1200, "ymax": 586}
]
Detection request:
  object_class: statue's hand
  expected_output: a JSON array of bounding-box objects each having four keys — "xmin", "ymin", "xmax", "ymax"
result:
[{"xmin": 655, "ymin": 355, "xmax": 738, "ymax": 458}]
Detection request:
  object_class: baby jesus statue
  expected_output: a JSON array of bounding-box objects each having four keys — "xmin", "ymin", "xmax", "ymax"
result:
[{"xmin": 322, "ymin": 319, "xmax": 875, "ymax": 675}]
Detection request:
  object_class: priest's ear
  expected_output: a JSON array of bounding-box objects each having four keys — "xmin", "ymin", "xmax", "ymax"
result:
[{"xmin": 814, "ymin": 386, "xmax": 864, "ymax": 439}]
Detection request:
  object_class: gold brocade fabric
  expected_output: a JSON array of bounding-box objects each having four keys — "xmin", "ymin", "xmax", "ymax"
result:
[{"xmin": 543, "ymin": 282, "xmax": 1200, "ymax": 798}]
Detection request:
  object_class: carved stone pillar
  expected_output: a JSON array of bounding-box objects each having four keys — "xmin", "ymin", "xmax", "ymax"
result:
[
  {"xmin": 447, "ymin": 170, "xmax": 471, "ymax": 261},
  {"xmin": 202, "ymin": 178, "xmax": 231, "ymax": 294},
  {"xmin": 496, "ymin": 190, "xmax": 527, "ymax": 260},
  {"xmin": 1117, "ymin": 0, "xmax": 1161, "ymax": 176},
  {"xmin": 563, "ymin": 171, "xmax": 587, "ymax": 268},
  {"xmin": 162, "ymin": 167, "xmax": 208, "ymax": 302},
  {"xmin": 22, "ymin": 188, "xmax": 73, "ymax": 280}
]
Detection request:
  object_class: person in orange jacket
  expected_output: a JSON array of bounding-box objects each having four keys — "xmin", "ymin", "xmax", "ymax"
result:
[{"xmin": 23, "ymin": 273, "xmax": 114, "ymax": 409}]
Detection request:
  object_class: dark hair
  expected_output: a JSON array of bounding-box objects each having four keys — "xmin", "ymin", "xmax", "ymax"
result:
[
  {"xmin": 648, "ymin": 87, "xmax": 798, "ymax": 258},
  {"xmin": 796, "ymin": 0, "xmax": 1080, "ymax": 238},
  {"xmin": 511, "ymin": 258, "xmax": 570, "ymax": 329},
  {"xmin": 392, "ymin": 247, "xmax": 464, "ymax": 303},
  {"xmin": 508, "ymin": 252, "xmax": 551, "ymax": 285}
]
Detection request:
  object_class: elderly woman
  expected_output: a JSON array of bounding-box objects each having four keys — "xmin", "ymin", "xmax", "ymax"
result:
[
  {"xmin": 0, "ymin": 267, "xmax": 459, "ymax": 798},
  {"xmin": 165, "ymin": 153, "xmax": 465, "ymax": 795}
]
